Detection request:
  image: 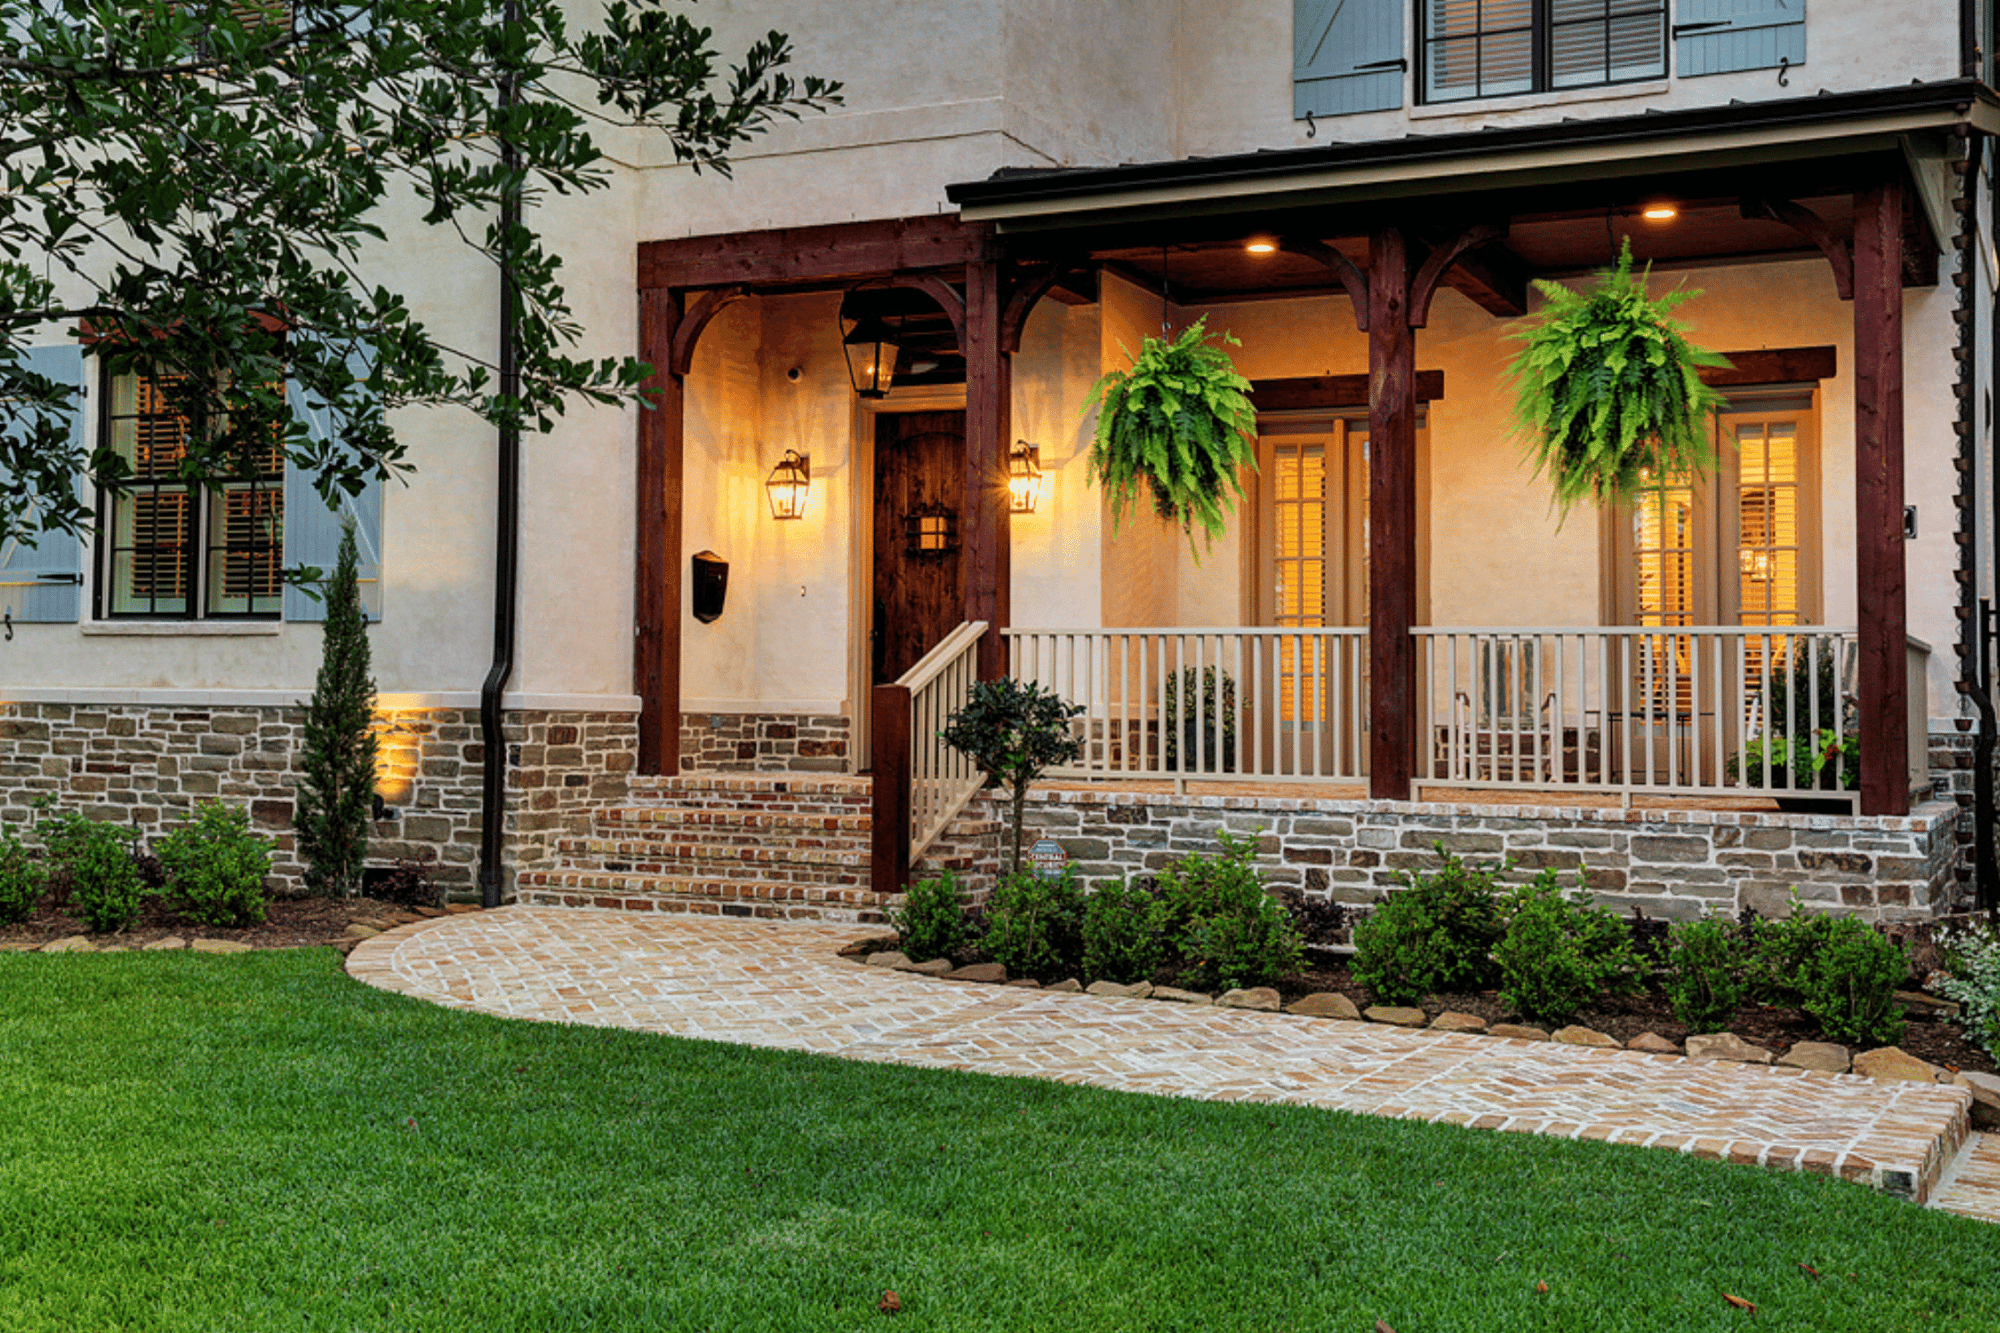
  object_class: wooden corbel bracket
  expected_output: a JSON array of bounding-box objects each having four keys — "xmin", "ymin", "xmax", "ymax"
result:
[
  {"xmin": 666, "ymin": 285, "xmax": 747, "ymax": 378},
  {"xmin": 1742, "ymin": 198, "xmax": 1854, "ymax": 301},
  {"xmin": 1408, "ymin": 223, "xmax": 1508, "ymax": 328},
  {"xmin": 1278, "ymin": 237, "xmax": 1372, "ymax": 330}
]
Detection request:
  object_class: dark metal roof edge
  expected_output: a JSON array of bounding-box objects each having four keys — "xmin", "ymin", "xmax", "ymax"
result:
[{"xmin": 946, "ymin": 80, "xmax": 1996, "ymax": 209}]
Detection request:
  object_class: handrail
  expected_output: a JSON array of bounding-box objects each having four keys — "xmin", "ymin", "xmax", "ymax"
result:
[
  {"xmin": 897, "ymin": 619, "xmax": 987, "ymax": 694},
  {"xmin": 871, "ymin": 621, "xmax": 989, "ymax": 898}
]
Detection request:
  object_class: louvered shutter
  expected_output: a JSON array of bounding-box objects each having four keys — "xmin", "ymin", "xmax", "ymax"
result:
[
  {"xmin": 1296, "ymin": 0, "xmax": 1406, "ymax": 118},
  {"xmin": 0, "ymin": 345, "xmax": 87, "ymax": 624},
  {"xmin": 282, "ymin": 373, "xmax": 383, "ymax": 622},
  {"xmin": 1674, "ymin": 0, "xmax": 1804, "ymax": 76}
]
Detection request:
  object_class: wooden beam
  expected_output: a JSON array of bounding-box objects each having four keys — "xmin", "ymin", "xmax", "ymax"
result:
[
  {"xmin": 639, "ymin": 214, "xmax": 993, "ymax": 291},
  {"xmin": 635, "ymin": 288, "xmax": 682, "ymax": 776},
  {"xmin": 1700, "ymin": 345, "xmax": 1838, "ymax": 387},
  {"xmin": 1251, "ymin": 370, "xmax": 1444, "ymax": 411},
  {"xmin": 870, "ymin": 683, "xmax": 913, "ymax": 898},
  {"xmin": 1367, "ymin": 226, "xmax": 1418, "ymax": 801},
  {"xmin": 962, "ymin": 260, "xmax": 1011, "ymax": 680},
  {"xmin": 1409, "ymin": 224, "xmax": 1507, "ymax": 328},
  {"xmin": 1438, "ymin": 242, "xmax": 1529, "ymax": 318},
  {"xmin": 665, "ymin": 286, "xmax": 745, "ymax": 378},
  {"xmin": 1853, "ymin": 177, "xmax": 1910, "ymax": 816},
  {"xmin": 1742, "ymin": 198, "xmax": 1854, "ymax": 300}
]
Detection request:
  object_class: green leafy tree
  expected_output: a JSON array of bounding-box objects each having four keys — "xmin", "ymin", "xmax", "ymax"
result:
[
  {"xmin": 293, "ymin": 520, "xmax": 376, "ymax": 896},
  {"xmin": 1508, "ymin": 240, "xmax": 1730, "ymax": 515},
  {"xmin": 939, "ymin": 678, "xmax": 1083, "ymax": 880},
  {"xmin": 0, "ymin": 0, "xmax": 838, "ymax": 544}
]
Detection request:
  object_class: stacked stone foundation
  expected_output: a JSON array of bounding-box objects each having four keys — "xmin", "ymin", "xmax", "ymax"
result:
[{"xmin": 678, "ymin": 712, "xmax": 851, "ymax": 772}]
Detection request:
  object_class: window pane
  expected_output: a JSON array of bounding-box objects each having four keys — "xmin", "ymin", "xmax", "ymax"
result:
[
  {"xmin": 207, "ymin": 483, "xmax": 285, "ymax": 616},
  {"xmin": 1478, "ymin": 27, "xmax": 1534, "ymax": 95},
  {"xmin": 1425, "ymin": 35, "xmax": 1481, "ymax": 99}
]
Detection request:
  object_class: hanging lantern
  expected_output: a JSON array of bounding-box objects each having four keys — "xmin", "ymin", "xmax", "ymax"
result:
[
  {"xmin": 1008, "ymin": 440, "xmax": 1043, "ymax": 514},
  {"xmin": 841, "ymin": 312, "xmax": 899, "ymax": 399},
  {"xmin": 764, "ymin": 450, "xmax": 810, "ymax": 521}
]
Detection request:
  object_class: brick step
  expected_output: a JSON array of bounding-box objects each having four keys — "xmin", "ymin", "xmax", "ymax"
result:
[
  {"xmin": 555, "ymin": 837, "xmax": 867, "ymax": 874},
  {"xmin": 597, "ymin": 806, "xmax": 873, "ymax": 836},
  {"xmin": 624, "ymin": 773, "xmax": 872, "ymax": 800},
  {"xmin": 571, "ymin": 829, "xmax": 872, "ymax": 858},
  {"xmin": 516, "ymin": 869, "xmax": 895, "ymax": 917}
]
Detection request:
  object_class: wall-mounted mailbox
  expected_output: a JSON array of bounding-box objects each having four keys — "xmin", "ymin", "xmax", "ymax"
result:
[{"xmin": 691, "ymin": 551, "xmax": 728, "ymax": 624}]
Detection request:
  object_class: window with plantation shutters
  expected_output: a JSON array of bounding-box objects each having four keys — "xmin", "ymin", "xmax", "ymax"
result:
[{"xmin": 1422, "ymin": 0, "xmax": 1667, "ymax": 103}]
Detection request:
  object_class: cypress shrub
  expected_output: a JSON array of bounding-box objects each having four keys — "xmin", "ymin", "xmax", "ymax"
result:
[{"xmin": 294, "ymin": 520, "xmax": 378, "ymax": 897}]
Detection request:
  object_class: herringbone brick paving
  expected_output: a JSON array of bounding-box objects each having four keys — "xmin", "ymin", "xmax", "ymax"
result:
[{"xmin": 347, "ymin": 907, "xmax": 1994, "ymax": 1219}]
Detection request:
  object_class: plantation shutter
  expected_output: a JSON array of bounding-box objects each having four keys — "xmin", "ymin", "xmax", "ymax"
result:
[
  {"xmin": 282, "ymin": 372, "xmax": 383, "ymax": 623},
  {"xmin": 0, "ymin": 345, "xmax": 87, "ymax": 624},
  {"xmin": 1296, "ymin": 0, "xmax": 1406, "ymax": 118},
  {"xmin": 1674, "ymin": 0, "xmax": 1804, "ymax": 76}
]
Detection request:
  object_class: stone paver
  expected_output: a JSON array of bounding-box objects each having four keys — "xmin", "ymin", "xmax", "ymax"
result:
[
  {"xmin": 348, "ymin": 907, "xmax": 1979, "ymax": 1211},
  {"xmin": 1932, "ymin": 1133, "xmax": 2000, "ymax": 1224}
]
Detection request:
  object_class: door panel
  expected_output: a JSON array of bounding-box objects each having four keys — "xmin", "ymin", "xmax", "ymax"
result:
[{"xmin": 872, "ymin": 410, "xmax": 965, "ymax": 684}]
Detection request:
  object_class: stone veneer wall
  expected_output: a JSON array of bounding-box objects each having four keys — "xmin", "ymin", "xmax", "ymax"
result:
[
  {"xmin": 679, "ymin": 712, "xmax": 851, "ymax": 772},
  {"xmin": 0, "ymin": 703, "xmax": 635, "ymax": 898},
  {"xmin": 1016, "ymin": 787, "xmax": 1961, "ymax": 923}
]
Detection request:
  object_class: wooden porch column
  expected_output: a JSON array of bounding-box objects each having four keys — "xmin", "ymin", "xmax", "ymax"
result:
[
  {"xmin": 1853, "ymin": 178, "xmax": 1910, "ymax": 816},
  {"xmin": 635, "ymin": 287, "xmax": 682, "ymax": 776},
  {"xmin": 963, "ymin": 258, "xmax": 1011, "ymax": 679},
  {"xmin": 1367, "ymin": 228, "xmax": 1419, "ymax": 800}
]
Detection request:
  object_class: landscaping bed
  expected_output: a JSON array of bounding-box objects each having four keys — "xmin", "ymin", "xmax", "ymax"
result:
[{"xmin": 0, "ymin": 893, "xmax": 465, "ymax": 953}]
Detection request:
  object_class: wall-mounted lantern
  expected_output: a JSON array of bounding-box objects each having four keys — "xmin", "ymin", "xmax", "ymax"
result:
[
  {"xmin": 1008, "ymin": 440, "xmax": 1043, "ymax": 514},
  {"xmin": 841, "ymin": 311, "xmax": 900, "ymax": 399},
  {"xmin": 765, "ymin": 450, "xmax": 810, "ymax": 520}
]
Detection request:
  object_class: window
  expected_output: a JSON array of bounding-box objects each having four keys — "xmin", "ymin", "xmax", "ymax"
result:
[
  {"xmin": 1422, "ymin": 0, "xmax": 1667, "ymax": 103},
  {"xmin": 97, "ymin": 371, "xmax": 285, "ymax": 619}
]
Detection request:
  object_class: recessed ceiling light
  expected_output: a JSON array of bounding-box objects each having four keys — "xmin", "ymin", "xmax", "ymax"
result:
[
  {"xmin": 1640, "ymin": 203, "xmax": 1678, "ymax": 221},
  {"xmin": 1246, "ymin": 238, "xmax": 1279, "ymax": 254}
]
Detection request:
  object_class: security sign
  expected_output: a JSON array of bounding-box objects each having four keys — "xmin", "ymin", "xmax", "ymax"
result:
[{"xmin": 1029, "ymin": 838, "xmax": 1068, "ymax": 880}]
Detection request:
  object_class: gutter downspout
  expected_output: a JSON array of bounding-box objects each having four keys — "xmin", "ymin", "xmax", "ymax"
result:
[{"xmin": 478, "ymin": 2, "xmax": 522, "ymax": 910}]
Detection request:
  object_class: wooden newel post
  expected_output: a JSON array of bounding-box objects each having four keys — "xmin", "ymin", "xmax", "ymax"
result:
[
  {"xmin": 1853, "ymin": 177, "xmax": 1910, "ymax": 817},
  {"xmin": 871, "ymin": 683, "xmax": 913, "ymax": 899},
  {"xmin": 1367, "ymin": 227, "xmax": 1419, "ymax": 801}
]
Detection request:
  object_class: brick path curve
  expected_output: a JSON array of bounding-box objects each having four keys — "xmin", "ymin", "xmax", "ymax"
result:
[{"xmin": 347, "ymin": 906, "xmax": 1987, "ymax": 1215}]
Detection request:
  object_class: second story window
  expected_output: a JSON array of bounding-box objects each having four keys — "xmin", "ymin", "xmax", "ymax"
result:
[
  {"xmin": 98, "ymin": 371, "xmax": 285, "ymax": 619},
  {"xmin": 1422, "ymin": 0, "xmax": 1667, "ymax": 104}
]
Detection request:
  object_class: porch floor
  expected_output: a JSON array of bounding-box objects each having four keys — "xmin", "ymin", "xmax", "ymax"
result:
[{"xmin": 349, "ymin": 908, "xmax": 1987, "ymax": 1219}]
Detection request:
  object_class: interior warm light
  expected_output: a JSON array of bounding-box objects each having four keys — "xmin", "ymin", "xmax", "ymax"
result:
[
  {"xmin": 1246, "ymin": 239, "xmax": 1279, "ymax": 254},
  {"xmin": 1641, "ymin": 204, "xmax": 1678, "ymax": 221}
]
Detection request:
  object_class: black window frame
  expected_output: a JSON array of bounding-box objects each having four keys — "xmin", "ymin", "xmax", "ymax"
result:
[
  {"xmin": 93, "ymin": 366, "xmax": 285, "ymax": 622},
  {"xmin": 1418, "ymin": 0, "xmax": 1670, "ymax": 106}
]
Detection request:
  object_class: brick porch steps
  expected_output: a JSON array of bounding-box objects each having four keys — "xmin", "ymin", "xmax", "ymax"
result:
[{"xmin": 516, "ymin": 772, "xmax": 1001, "ymax": 924}]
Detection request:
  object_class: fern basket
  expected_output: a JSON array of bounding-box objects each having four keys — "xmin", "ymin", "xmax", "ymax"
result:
[
  {"xmin": 1508, "ymin": 241, "xmax": 1730, "ymax": 513},
  {"xmin": 1082, "ymin": 316, "xmax": 1257, "ymax": 555}
]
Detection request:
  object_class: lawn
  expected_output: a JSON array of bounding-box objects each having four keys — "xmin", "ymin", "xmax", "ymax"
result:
[{"xmin": 0, "ymin": 949, "xmax": 1993, "ymax": 1333}]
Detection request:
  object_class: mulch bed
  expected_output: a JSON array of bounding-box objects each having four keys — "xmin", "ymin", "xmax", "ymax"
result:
[{"xmin": 0, "ymin": 894, "xmax": 440, "ymax": 952}]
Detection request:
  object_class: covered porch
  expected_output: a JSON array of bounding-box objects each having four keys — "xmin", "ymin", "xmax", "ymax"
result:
[{"xmin": 632, "ymin": 82, "xmax": 1991, "ymax": 905}]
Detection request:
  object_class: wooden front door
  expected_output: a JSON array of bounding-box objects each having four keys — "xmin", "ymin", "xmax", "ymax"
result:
[{"xmin": 873, "ymin": 410, "xmax": 965, "ymax": 684}]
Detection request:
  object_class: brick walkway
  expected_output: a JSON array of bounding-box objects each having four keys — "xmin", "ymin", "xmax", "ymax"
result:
[{"xmin": 347, "ymin": 906, "xmax": 1993, "ymax": 1219}]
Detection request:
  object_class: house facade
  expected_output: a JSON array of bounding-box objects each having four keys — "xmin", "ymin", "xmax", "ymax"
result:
[{"xmin": 2, "ymin": 0, "xmax": 1996, "ymax": 923}]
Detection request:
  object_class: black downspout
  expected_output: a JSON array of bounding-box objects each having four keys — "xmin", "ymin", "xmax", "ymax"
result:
[{"xmin": 478, "ymin": 4, "xmax": 522, "ymax": 910}]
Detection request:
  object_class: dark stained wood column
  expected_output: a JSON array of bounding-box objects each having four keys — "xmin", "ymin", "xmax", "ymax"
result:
[
  {"xmin": 635, "ymin": 287, "xmax": 682, "ymax": 776},
  {"xmin": 962, "ymin": 259, "xmax": 1011, "ymax": 679},
  {"xmin": 1853, "ymin": 178, "xmax": 1910, "ymax": 816},
  {"xmin": 1368, "ymin": 227, "xmax": 1418, "ymax": 800}
]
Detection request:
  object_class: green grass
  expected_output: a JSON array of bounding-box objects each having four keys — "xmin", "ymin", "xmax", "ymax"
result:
[{"xmin": 0, "ymin": 950, "xmax": 1994, "ymax": 1333}]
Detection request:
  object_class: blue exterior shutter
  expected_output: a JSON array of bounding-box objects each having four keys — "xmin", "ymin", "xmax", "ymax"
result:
[
  {"xmin": 1296, "ymin": 0, "xmax": 1406, "ymax": 118},
  {"xmin": 282, "ymin": 377, "xmax": 383, "ymax": 622},
  {"xmin": 0, "ymin": 345, "xmax": 86, "ymax": 624},
  {"xmin": 1675, "ymin": 0, "xmax": 1805, "ymax": 76}
]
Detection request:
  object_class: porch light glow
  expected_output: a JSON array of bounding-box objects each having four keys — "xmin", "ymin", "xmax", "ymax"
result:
[
  {"xmin": 1008, "ymin": 440, "xmax": 1043, "ymax": 513},
  {"xmin": 841, "ymin": 312, "xmax": 899, "ymax": 399},
  {"xmin": 1640, "ymin": 203, "xmax": 1678, "ymax": 221},
  {"xmin": 764, "ymin": 450, "xmax": 810, "ymax": 521},
  {"xmin": 1245, "ymin": 238, "xmax": 1279, "ymax": 254}
]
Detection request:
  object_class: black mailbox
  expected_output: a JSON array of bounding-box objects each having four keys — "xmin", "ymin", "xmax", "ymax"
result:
[{"xmin": 691, "ymin": 551, "xmax": 728, "ymax": 624}]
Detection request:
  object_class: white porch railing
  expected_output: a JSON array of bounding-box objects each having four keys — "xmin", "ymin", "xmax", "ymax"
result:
[
  {"xmin": 1415, "ymin": 626, "xmax": 1862, "ymax": 805},
  {"xmin": 900, "ymin": 620, "xmax": 988, "ymax": 861},
  {"xmin": 1003, "ymin": 628, "xmax": 1370, "ymax": 783}
]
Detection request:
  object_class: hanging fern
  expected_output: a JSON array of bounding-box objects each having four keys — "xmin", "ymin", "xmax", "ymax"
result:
[
  {"xmin": 1082, "ymin": 316, "xmax": 1258, "ymax": 557},
  {"xmin": 1508, "ymin": 240, "xmax": 1731, "ymax": 513}
]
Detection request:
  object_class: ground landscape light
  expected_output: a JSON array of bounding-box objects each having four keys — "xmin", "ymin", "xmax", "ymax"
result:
[
  {"xmin": 1246, "ymin": 238, "xmax": 1279, "ymax": 254},
  {"xmin": 765, "ymin": 451, "xmax": 810, "ymax": 521},
  {"xmin": 1641, "ymin": 203, "xmax": 1679, "ymax": 221}
]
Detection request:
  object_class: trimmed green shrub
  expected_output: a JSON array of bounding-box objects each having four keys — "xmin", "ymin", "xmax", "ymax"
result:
[
  {"xmin": 1789, "ymin": 916, "xmax": 1907, "ymax": 1047},
  {"xmin": 1351, "ymin": 851, "xmax": 1505, "ymax": 1005},
  {"xmin": 981, "ymin": 867, "xmax": 1085, "ymax": 979},
  {"xmin": 1157, "ymin": 832, "xmax": 1303, "ymax": 993},
  {"xmin": 157, "ymin": 803, "xmax": 273, "ymax": 928},
  {"xmin": 39, "ymin": 810, "xmax": 145, "ymax": 934},
  {"xmin": 1492, "ymin": 873, "xmax": 1641, "ymax": 1026},
  {"xmin": 1662, "ymin": 915, "xmax": 1749, "ymax": 1034},
  {"xmin": 1938, "ymin": 923, "xmax": 2000, "ymax": 1059},
  {"xmin": 1747, "ymin": 896, "xmax": 1843, "ymax": 1008},
  {"xmin": 891, "ymin": 868, "xmax": 970, "ymax": 964},
  {"xmin": 1082, "ymin": 878, "xmax": 1165, "ymax": 984},
  {"xmin": 940, "ymin": 679, "xmax": 1084, "ymax": 880},
  {"xmin": 0, "ymin": 825, "xmax": 43, "ymax": 925}
]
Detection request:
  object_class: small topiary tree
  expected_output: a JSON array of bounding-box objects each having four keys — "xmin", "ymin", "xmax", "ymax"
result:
[
  {"xmin": 940, "ymin": 677, "xmax": 1083, "ymax": 880},
  {"xmin": 294, "ymin": 519, "xmax": 379, "ymax": 897}
]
